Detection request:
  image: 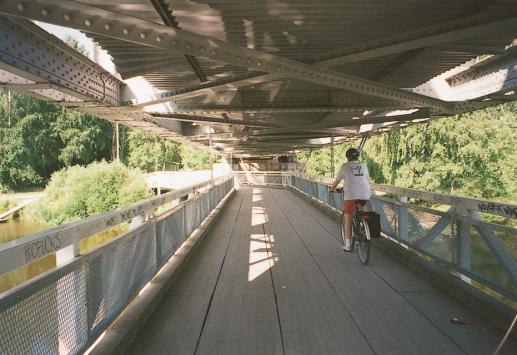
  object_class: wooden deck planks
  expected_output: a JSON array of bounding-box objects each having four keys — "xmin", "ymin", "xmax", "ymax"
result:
[
  {"xmin": 195, "ymin": 187, "xmax": 283, "ymax": 355},
  {"xmin": 259, "ymin": 188, "xmax": 374, "ymax": 355}
]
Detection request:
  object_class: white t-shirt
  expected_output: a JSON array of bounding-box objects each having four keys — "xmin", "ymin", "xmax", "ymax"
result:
[{"xmin": 335, "ymin": 161, "xmax": 371, "ymax": 200}]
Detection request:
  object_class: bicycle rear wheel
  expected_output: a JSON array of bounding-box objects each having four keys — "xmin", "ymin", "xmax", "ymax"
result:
[{"xmin": 357, "ymin": 220, "xmax": 370, "ymax": 264}]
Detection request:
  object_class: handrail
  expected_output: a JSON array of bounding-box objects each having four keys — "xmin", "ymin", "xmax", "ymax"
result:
[
  {"xmin": 290, "ymin": 172, "xmax": 516, "ymax": 219},
  {"xmin": 0, "ymin": 175, "xmax": 232, "ymax": 275}
]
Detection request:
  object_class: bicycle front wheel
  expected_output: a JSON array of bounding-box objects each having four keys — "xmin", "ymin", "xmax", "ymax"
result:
[{"xmin": 357, "ymin": 220, "xmax": 370, "ymax": 264}]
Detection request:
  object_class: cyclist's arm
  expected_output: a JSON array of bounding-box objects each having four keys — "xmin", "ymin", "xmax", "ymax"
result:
[{"xmin": 330, "ymin": 166, "xmax": 344, "ymax": 190}]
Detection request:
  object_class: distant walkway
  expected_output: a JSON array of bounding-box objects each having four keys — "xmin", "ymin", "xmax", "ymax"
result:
[
  {"xmin": 0, "ymin": 197, "xmax": 41, "ymax": 221},
  {"xmin": 127, "ymin": 187, "xmax": 516, "ymax": 355}
]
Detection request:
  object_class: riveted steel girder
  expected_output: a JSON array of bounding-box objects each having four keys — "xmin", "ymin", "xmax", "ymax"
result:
[
  {"xmin": 0, "ymin": 16, "xmax": 120, "ymax": 105},
  {"xmin": 0, "ymin": 0, "xmax": 452, "ymax": 112}
]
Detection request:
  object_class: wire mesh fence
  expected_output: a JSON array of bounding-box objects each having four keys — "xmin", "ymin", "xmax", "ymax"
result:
[{"xmin": 0, "ymin": 178, "xmax": 234, "ymax": 355}]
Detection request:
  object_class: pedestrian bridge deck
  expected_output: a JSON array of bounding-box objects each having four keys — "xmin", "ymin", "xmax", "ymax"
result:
[{"xmin": 127, "ymin": 187, "xmax": 515, "ymax": 355}]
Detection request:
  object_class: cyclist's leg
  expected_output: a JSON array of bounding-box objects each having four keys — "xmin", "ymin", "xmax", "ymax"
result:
[{"xmin": 343, "ymin": 200, "xmax": 355, "ymax": 251}]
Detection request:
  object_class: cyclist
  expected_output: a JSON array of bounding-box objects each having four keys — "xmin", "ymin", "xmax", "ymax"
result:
[{"xmin": 330, "ymin": 148, "xmax": 371, "ymax": 251}]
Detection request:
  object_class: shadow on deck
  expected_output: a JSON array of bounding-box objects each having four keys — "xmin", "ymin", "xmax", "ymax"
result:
[{"xmin": 126, "ymin": 187, "xmax": 516, "ymax": 355}]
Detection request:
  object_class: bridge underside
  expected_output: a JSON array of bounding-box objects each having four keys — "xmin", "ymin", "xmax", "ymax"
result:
[
  {"xmin": 127, "ymin": 187, "xmax": 516, "ymax": 355},
  {"xmin": 1, "ymin": 1, "xmax": 517, "ymax": 157}
]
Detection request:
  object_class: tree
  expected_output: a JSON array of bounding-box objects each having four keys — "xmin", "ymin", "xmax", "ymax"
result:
[
  {"xmin": 180, "ymin": 143, "xmax": 218, "ymax": 170},
  {"xmin": 0, "ymin": 90, "xmax": 113, "ymax": 190},
  {"xmin": 299, "ymin": 102, "xmax": 517, "ymax": 202},
  {"xmin": 123, "ymin": 129, "xmax": 182, "ymax": 172},
  {"xmin": 54, "ymin": 108, "xmax": 113, "ymax": 166}
]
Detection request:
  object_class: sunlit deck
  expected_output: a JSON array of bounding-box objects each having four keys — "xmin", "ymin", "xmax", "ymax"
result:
[{"xmin": 127, "ymin": 187, "xmax": 515, "ymax": 355}]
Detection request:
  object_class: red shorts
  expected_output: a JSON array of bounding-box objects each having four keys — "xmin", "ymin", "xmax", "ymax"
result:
[{"xmin": 343, "ymin": 200, "xmax": 368, "ymax": 214}]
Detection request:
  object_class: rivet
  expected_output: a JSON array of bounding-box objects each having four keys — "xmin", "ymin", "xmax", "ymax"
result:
[
  {"xmin": 171, "ymin": 39, "xmax": 177, "ymax": 45},
  {"xmin": 84, "ymin": 19, "xmax": 92, "ymax": 27},
  {"xmin": 63, "ymin": 14, "xmax": 71, "ymax": 21},
  {"xmin": 224, "ymin": 53, "xmax": 230, "ymax": 59},
  {"xmin": 186, "ymin": 43, "xmax": 192, "ymax": 49},
  {"xmin": 16, "ymin": 4, "xmax": 25, "ymax": 11},
  {"xmin": 41, "ymin": 8, "xmax": 49, "ymax": 16},
  {"xmin": 235, "ymin": 55, "xmax": 241, "ymax": 61},
  {"xmin": 256, "ymin": 61, "xmax": 262, "ymax": 67},
  {"xmin": 122, "ymin": 28, "xmax": 129, "ymax": 35},
  {"xmin": 104, "ymin": 23, "xmax": 111, "ymax": 31},
  {"xmin": 156, "ymin": 36, "xmax": 162, "ymax": 43},
  {"xmin": 139, "ymin": 32, "xmax": 147, "ymax": 39},
  {"xmin": 211, "ymin": 49, "xmax": 218, "ymax": 56},
  {"xmin": 199, "ymin": 46, "xmax": 205, "ymax": 53}
]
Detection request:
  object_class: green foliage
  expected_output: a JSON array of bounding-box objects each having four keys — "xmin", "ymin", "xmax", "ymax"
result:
[
  {"xmin": 180, "ymin": 144, "xmax": 218, "ymax": 170},
  {"xmin": 0, "ymin": 91, "xmax": 113, "ymax": 190},
  {"xmin": 55, "ymin": 109, "xmax": 113, "ymax": 166},
  {"xmin": 123, "ymin": 129, "xmax": 181, "ymax": 172},
  {"xmin": 63, "ymin": 36, "xmax": 88, "ymax": 56},
  {"xmin": 300, "ymin": 102, "xmax": 517, "ymax": 202},
  {"xmin": 28, "ymin": 161, "xmax": 152, "ymax": 225}
]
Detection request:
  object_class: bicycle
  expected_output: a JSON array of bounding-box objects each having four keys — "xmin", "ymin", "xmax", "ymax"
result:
[{"xmin": 331, "ymin": 187, "xmax": 371, "ymax": 264}]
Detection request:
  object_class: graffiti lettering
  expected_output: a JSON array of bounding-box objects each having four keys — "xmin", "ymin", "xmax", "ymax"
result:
[
  {"xmin": 478, "ymin": 202, "xmax": 517, "ymax": 218},
  {"xmin": 24, "ymin": 235, "xmax": 62, "ymax": 263},
  {"xmin": 105, "ymin": 215, "xmax": 118, "ymax": 227}
]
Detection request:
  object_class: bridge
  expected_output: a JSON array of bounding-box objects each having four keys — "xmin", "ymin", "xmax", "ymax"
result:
[
  {"xmin": 0, "ymin": 173, "xmax": 516, "ymax": 354},
  {"xmin": 0, "ymin": 0, "xmax": 517, "ymax": 354}
]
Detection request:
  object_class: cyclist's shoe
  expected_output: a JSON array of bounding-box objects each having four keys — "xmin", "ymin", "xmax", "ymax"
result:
[{"xmin": 342, "ymin": 246, "xmax": 353, "ymax": 252}]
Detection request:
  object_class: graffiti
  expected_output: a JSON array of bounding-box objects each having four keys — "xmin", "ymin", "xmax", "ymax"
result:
[
  {"xmin": 105, "ymin": 215, "xmax": 118, "ymax": 227},
  {"xmin": 478, "ymin": 202, "xmax": 517, "ymax": 218},
  {"xmin": 24, "ymin": 235, "xmax": 62, "ymax": 263}
]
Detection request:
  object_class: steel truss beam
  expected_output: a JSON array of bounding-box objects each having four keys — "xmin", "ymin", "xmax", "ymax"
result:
[
  {"xmin": 0, "ymin": 0, "xmax": 452, "ymax": 112},
  {"xmin": 150, "ymin": 113, "xmax": 285, "ymax": 128},
  {"xmin": 0, "ymin": 16, "xmax": 120, "ymax": 105},
  {"xmin": 251, "ymin": 110, "xmax": 431, "ymax": 134},
  {"xmin": 149, "ymin": 103, "xmax": 407, "ymax": 114},
  {"xmin": 133, "ymin": 11, "xmax": 517, "ymax": 108}
]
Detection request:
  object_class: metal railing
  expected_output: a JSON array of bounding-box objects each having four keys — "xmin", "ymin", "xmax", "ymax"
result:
[
  {"xmin": 237, "ymin": 171, "xmax": 517, "ymax": 303},
  {"xmin": 0, "ymin": 176, "xmax": 234, "ymax": 355},
  {"xmin": 233, "ymin": 171, "xmax": 293, "ymax": 187}
]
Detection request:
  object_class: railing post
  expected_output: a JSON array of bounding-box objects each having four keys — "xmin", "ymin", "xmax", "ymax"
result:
[
  {"xmin": 56, "ymin": 242, "xmax": 80, "ymax": 265},
  {"xmin": 398, "ymin": 196, "xmax": 408, "ymax": 242}
]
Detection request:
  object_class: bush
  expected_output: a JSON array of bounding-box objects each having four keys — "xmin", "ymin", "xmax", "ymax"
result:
[{"xmin": 28, "ymin": 161, "xmax": 152, "ymax": 225}]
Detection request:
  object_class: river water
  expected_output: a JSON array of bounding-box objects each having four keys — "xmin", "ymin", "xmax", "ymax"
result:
[{"xmin": 0, "ymin": 218, "xmax": 49, "ymax": 244}]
